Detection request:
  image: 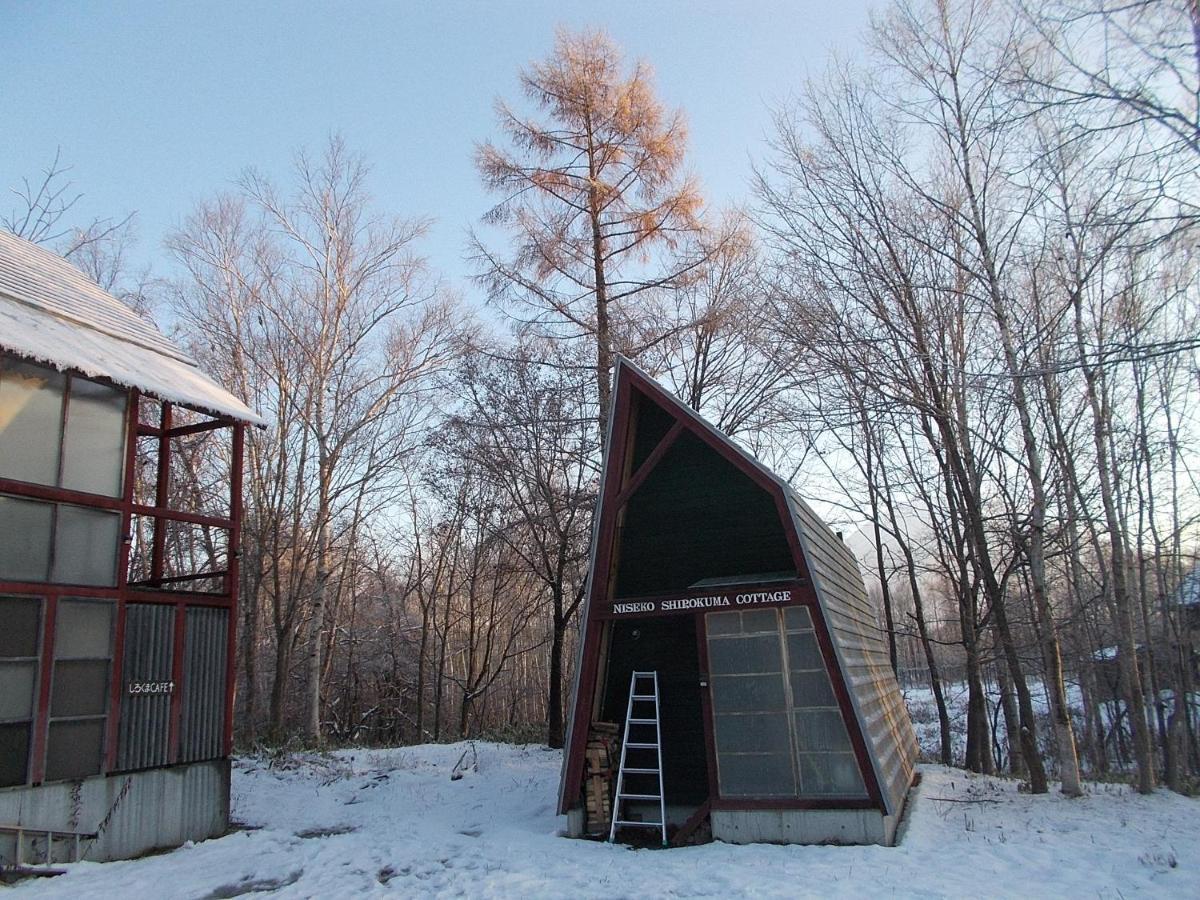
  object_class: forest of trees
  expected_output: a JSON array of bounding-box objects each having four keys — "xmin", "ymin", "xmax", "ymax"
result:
[{"xmin": 6, "ymin": 0, "xmax": 1199, "ymax": 796}]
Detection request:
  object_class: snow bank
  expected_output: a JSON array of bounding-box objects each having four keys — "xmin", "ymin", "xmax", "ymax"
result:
[{"xmin": 14, "ymin": 743, "xmax": 1199, "ymax": 899}]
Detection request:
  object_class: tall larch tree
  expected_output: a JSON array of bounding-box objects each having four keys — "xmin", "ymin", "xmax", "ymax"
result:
[{"xmin": 473, "ymin": 26, "xmax": 706, "ymax": 442}]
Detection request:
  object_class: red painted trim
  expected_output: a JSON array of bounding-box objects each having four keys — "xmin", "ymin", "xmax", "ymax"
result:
[
  {"xmin": 224, "ymin": 423, "xmax": 244, "ymax": 755},
  {"xmin": 132, "ymin": 505, "xmax": 234, "ymax": 530},
  {"xmin": 559, "ymin": 367, "xmax": 636, "ymax": 811},
  {"xmin": 168, "ymin": 600, "xmax": 186, "ymax": 763},
  {"xmin": 0, "ymin": 478, "xmax": 124, "ymax": 511},
  {"xmin": 150, "ymin": 404, "xmax": 172, "ymax": 584},
  {"xmin": 612, "ymin": 419, "xmax": 683, "ymax": 510},
  {"xmin": 106, "ymin": 388, "xmax": 141, "ymax": 772},
  {"xmin": 30, "ymin": 596, "xmax": 57, "ymax": 784},
  {"xmin": 139, "ymin": 418, "xmax": 235, "ymax": 439}
]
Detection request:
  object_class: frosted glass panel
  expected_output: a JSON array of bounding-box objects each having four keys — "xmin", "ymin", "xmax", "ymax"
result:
[
  {"xmin": 52, "ymin": 659, "xmax": 110, "ymax": 717},
  {"xmin": 52, "ymin": 506, "xmax": 121, "ymax": 586},
  {"xmin": 793, "ymin": 709, "xmax": 852, "ymax": 751},
  {"xmin": 718, "ymin": 752, "xmax": 796, "ymax": 797},
  {"xmin": 798, "ymin": 752, "xmax": 866, "ymax": 796},
  {"xmin": 0, "ymin": 723, "xmax": 31, "ymax": 786},
  {"xmin": 45, "ymin": 719, "xmax": 105, "ymax": 781},
  {"xmin": 54, "ymin": 600, "xmax": 114, "ymax": 659},
  {"xmin": 714, "ymin": 711, "xmax": 790, "ymax": 754},
  {"xmin": 0, "ymin": 359, "xmax": 64, "ymax": 486},
  {"xmin": 0, "ymin": 596, "xmax": 42, "ymax": 657},
  {"xmin": 708, "ymin": 634, "xmax": 781, "ymax": 675},
  {"xmin": 62, "ymin": 378, "xmax": 127, "ymax": 496},
  {"xmin": 0, "ymin": 661, "xmax": 36, "ymax": 720},
  {"xmin": 0, "ymin": 496, "xmax": 53, "ymax": 582}
]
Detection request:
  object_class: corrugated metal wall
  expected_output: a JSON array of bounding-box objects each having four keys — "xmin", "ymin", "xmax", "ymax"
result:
[
  {"xmin": 180, "ymin": 607, "xmax": 227, "ymax": 763},
  {"xmin": 788, "ymin": 491, "xmax": 919, "ymax": 818},
  {"xmin": 117, "ymin": 604, "xmax": 174, "ymax": 771}
]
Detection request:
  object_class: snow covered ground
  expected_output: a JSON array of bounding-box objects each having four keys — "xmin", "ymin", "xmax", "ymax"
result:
[{"xmin": 11, "ymin": 742, "xmax": 1199, "ymax": 899}]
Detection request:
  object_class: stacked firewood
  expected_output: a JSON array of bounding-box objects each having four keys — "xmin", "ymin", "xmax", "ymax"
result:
[{"xmin": 584, "ymin": 721, "xmax": 620, "ymax": 834}]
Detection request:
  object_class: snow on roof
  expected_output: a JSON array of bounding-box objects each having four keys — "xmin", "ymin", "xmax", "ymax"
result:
[{"xmin": 0, "ymin": 230, "xmax": 262, "ymax": 425}]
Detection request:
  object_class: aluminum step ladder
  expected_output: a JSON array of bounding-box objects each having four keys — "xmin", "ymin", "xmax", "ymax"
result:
[{"xmin": 608, "ymin": 670, "xmax": 667, "ymax": 846}]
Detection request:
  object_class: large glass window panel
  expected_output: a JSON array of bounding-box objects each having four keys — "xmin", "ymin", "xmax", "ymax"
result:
[
  {"xmin": 798, "ymin": 752, "xmax": 867, "ymax": 796},
  {"xmin": 717, "ymin": 751, "xmax": 797, "ymax": 798},
  {"xmin": 0, "ymin": 723, "xmax": 31, "ymax": 786},
  {"xmin": 707, "ymin": 634, "xmax": 782, "ymax": 676},
  {"xmin": 706, "ymin": 604, "xmax": 868, "ymax": 801},
  {"xmin": 54, "ymin": 600, "xmax": 115, "ymax": 658},
  {"xmin": 51, "ymin": 659, "xmax": 110, "ymax": 717},
  {"xmin": 793, "ymin": 708, "xmax": 853, "ymax": 752},
  {"xmin": 0, "ymin": 661, "xmax": 37, "ymax": 720},
  {"xmin": 0, "ymin": 358, "xmax": 64, "ymax": 486},
  {"xmin": 711, "ymin": 674, "xmax": 786, "ymax": 713},
  {"xmin": 52, "ymin": 506, "xmax": 121, "ymax": 586},
  {"xmin": 0, "ymin": 595, "xmax": 42, "ymax": 657},
  {"xmin": 790, "ymin": 669, "xmax": 839, "ymax": 708},
  {"xmin": 0, "ymin": 496, "xmax": 53, "ymax": 582},
  {"xmin": 784, "ymin": 605, "xmax": 813, "ymax": 631},
  {"xmin": 44, "ymin": 719, "xmax": 105, "ymax": 781},
  {"xmin": 714, "ymin": 711, "xmax": 791, "ymax": 754},
  {"xmin": 61, "ymin": 378, "xmax": 127, "ymax": 497},
  {"xmin": 786, "ymin": 632, "xmax": 824, "ymax": 671}
]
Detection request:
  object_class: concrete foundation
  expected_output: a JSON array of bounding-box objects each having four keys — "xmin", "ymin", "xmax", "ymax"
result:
[
  {"xmin": 711, "ymin": 806, "xmax": 900, "ymax": 846},
  {"xmin": 0, "ymin": 760, "xmax": 230, "ymax": 864}
]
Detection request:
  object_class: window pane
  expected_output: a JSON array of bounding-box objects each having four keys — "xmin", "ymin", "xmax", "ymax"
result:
[
  {"xmin": 786, "ymin": 632, "xmax": 824, "ymax": 671},
  {"xmin": 54, "ymin": 600, "xmax": 114, "ymax": 658},
  {"xmin": 0, "ymin": 722, "xmax": 31, "ymax": 786},
  {"xmin": 712, "ymin": 674, "xmax": 786, "ymax": 713},
  {"xmin": 61, "ymin": 378, "xmax": 127, "ymax": 496},
  {"xmin": 0, "ymin": 596, "xmax": 42, "ymax": 657},
  {"xmin": 52, "ymin": 506, "xmax": 121, "ymax": 586},
  {"xmin": 44, "ymin": 719, "xmax": 105, "ymax": 781},
  {"xmin": 708, "ymin": 634, "xmax": 781, "ymax": 675},
  {"xmin": 793, "ymin": 708, "xmax": 852, "ymax": 752},
  {"xmin": 0, "ymin": 358, "xmax": 64, "ymax": 486},
  {"xmin": 797, "ymin": 752, "xmax": 866, "ymax": 796},
  {"xmin": 739, "ymin": 609, "xmax": 779, "ymax": 634},
  {"xmin": 717, "ymin": 752, "xmax": 796, "ymax": 797},
  {"xmin": 0, "ymin": 661, "xmax": 37, "ymax": 720},
  {"xmin": 705, "ymin": 610, "xmax": 742, "ymax": 636},
  {"xmin": 0, "ymin": 496, "xmax": 53, "ymax": 582},
  {"xmin": 790, "ymin": 670, "xmax": 838, "ymax": 708},
  {"xmin": 783, "ymin": 605, "xmax": 813, "ymax": 631},
  {"xmin": 714, "ymin": 711, "xmax": 791, "ymax": 754},
  {"xmin": 52, "ymin": 659, "xmax": 110, "ymax": 717}
]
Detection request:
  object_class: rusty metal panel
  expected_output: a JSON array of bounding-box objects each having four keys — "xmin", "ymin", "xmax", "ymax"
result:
[
  {"xmin": 117, "ymin": 604, "xmax": 174, "ymax": 771},
  {"xmin": 180, "ymin": 607, "xmax": 227, "ymax": 762}
]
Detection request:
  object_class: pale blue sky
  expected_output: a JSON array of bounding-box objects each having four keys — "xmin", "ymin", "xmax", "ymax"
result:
[{"xmin": 2, "ymin": 1, "xmax": 875, "ymax": 295}]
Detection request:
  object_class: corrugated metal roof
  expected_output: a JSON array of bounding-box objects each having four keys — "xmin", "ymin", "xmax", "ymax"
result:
[
  {"xmin": 0, "ymin": 230, "xmax": 262, "ymax": 424},
  {"xmin": 786, "ymin": 491, "xmax": 919, "ymax": 817}
]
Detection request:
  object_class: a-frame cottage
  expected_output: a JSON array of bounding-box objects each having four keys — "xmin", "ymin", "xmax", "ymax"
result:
[{"xmin": 559, "ymin": 358, "xmax": 918, "ymax": 846}]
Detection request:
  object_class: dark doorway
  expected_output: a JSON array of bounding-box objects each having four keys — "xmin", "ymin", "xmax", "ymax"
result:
[{"xmin": 601, "ymin": 616, "xmax": 709, "ymax": 807}]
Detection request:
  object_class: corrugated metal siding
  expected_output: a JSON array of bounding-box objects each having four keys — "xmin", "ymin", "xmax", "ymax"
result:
[
  {"xmin": 788, "ymin": 492, "xmax": 919, "ymax": 817},
  {"xmin": 117, "ymin": 604, "xmax": 175, "ymax": 771},
  {"xmin": 180, "ymin": 607, "xmax": 227, "ymax": 763}
]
